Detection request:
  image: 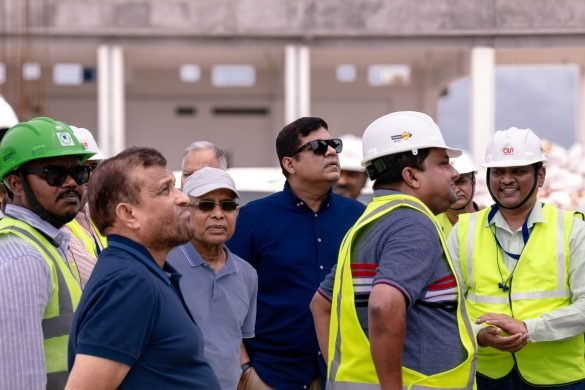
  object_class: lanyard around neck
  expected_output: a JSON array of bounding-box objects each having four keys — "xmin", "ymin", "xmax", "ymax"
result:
[{"xmin": 487, "ymin": 204, "xmax": 533, "ymax": 261}]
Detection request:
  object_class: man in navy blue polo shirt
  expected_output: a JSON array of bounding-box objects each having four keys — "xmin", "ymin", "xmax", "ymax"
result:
[
  {"xmin": 66, "ymin": 147, "xmax": 220, "ymax": 389},
  {"xmin": 228, "ymin": 117, "xmax": 365, "ymax": 389}
]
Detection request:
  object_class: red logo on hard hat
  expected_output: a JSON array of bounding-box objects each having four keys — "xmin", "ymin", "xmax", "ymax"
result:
[{"xmin": 503, "ymin": 146, "xmax": 514, "ymax": 155}]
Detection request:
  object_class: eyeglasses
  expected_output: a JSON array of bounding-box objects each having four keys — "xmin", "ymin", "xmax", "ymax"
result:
[
  {"xmin": 192, "ymin": 200, "xmax": 239, "ymax": 212},
  {"xmin": 291, "ymin": 138, "xmax": 343, "ymax": 157},
  {"xmin": 21, "ymin": 165, "xmax": 92, "ymax": 187}
]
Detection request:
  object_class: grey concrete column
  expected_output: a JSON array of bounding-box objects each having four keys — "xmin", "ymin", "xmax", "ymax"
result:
[
  {"xmin": 284, "ymin": 44, "xmax": 310, "ymax": 124},
  {"xmin": 577, "ymin": 65, "xmax": 585, "ymax": 145},
  {"xmin": 98, "ymin": 44, "xmax": 125, "ymax": 157},
  {"xmin": 470, "ymin": 47, "xmax": 495, "ymax": 165}
]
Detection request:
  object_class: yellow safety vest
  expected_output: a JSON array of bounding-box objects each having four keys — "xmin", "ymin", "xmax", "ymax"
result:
[
  {"xmin": 457, "ymin": 205, "xmax": 585, "ymax": 385},
  {"xmin": 328, "ymin": 194, "xmax": 477, "ymax": 389},
  {"xmin": 0, "ymin": 217, "xmax": 82, "ymax": 389},
  {"xmin": 436, "ymin": 212, "xmax": 454, "ymax": 238},
  {"xmin": 67, "ymin": 218, "xmax": 107, "ymax": 257}
]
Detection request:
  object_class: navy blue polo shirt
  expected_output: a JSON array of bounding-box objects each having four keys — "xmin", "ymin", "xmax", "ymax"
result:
[
  {"xmin": 68, "ymin": 235, "xmax": 220, "ymax": 389},
  {"xmin": 228, "ymin": 182, "xmax": 365, "ymax": 389}
]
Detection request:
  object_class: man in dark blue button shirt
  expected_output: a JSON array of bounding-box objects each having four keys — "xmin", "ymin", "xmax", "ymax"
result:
[
  {"xmin": 229, "ymin": 117, "xmax": 365, "ymax": 389},
  {"xmin": 67, "ymin": 147, "xmax": 220, "ymax": 389}
]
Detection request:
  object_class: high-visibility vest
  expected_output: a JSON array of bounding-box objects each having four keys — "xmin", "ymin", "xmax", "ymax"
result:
[
  {"xmin": 457, "ymin": 205, "xmax": 585, "ymax": 385},
  {"xmin": 436, "ymin": 212, "xmax": 454, "ymax": 238},
  {"xmin": 0, "ymin": 217, "xmax": 82, "ymax": 389},
  {"xmin": 66, "ymin": 218, "xmax": 107, "ymax": 257},
  {"xmin": 328, "ymin": 194, "xmax": 477, "ymax": 389}
]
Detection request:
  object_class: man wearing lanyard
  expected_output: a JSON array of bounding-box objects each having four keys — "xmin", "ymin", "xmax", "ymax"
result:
[{"xmin": 448, "ymin": 127, "xmax": 585, "ymax": 389}]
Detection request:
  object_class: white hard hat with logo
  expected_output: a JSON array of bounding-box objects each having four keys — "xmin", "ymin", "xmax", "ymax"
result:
[
  {"xmin": 0, "ymin": 95, "xmax": 18, "ymax": 130},
  {"xmin": 362, "ymin": 111, "xmax": 461, "ymax": 167},
  {"xmin": 339, "ymin": 134, "xmax": 365, "ymax": 172},
  {"xmin": 483, "ymin": 127, "xmax": 547, "ymax": 168},
  {"xmin": 71, "ymin": 126, "xmax": 106, "ymax": 161},
  {"xmin": 450, "ymin": 151, "xmax": 477, "ymax": 175}
]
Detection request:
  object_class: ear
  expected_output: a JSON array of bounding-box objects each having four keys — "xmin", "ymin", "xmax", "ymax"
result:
[
  {"xmin": 281, "ymin": 156, "xmax": 296, "ymax": 176},
  {"xmin": 401, "ymin": 167, "xmax": 421, "ymax": 189},
  {"xmin": 4, "ymin": 174, "xmax": 23, "ymax": 195},
  {"xmin": 537, "ymin": 166, "xmax": 546, "ymax": 188},
  {"xmin": 114, "ymin": 202, "xmax": 140, "ymax": 230}
]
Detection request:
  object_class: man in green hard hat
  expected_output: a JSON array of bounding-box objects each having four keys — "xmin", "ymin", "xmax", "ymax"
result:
[{"xmin": 0, "ymin": 117, "xmax": 94, "ymax": 389}]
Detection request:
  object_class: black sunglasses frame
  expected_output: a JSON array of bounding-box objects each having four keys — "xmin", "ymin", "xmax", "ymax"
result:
[
  {"xmin": 21, "ymin": 165, "xmax": 92, "ymax": 187},
  {"xmin": 291, "ymin": 138, "xmax": 343, "ymax": 157},
  {"xmin": 192, "ymin": 200, "xmax": 239, "ymax": 212}
]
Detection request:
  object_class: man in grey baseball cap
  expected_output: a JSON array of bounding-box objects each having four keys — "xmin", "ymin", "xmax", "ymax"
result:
[{"xmin": 167, "ymin": 167, "xmax": 258, "ymax": 390}]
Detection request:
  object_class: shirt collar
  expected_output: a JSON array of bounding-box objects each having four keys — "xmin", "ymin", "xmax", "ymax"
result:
[
  {"xmin": 485, "ymin": 202, "xmax": 546, "ymax": 230},
  {"xmin": 283, "ymin": 181, "xmax": 333, "ymax": 211},
  {"xmin": 4, "ymin": 204, "xmax": 71, "ymax": 252},
  {"xmin": 107, "ymin": 234, "xmax": 180, "ymax": 286},
  {"xmin": 179, "ymin": 242, "xmax": 239, "ymax": 276}
]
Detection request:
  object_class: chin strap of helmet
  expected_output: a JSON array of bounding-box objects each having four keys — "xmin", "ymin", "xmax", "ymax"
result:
[
  {"xmin": 486, "ymin": 164, "xmax": 540, "ymax": 210},
  {"xmin": 450, "ymin": 173, "xmax": 476, "ymax": 211},
  {"xmin": 18, "ymin": 170, "xmax": 72, "ymax": 228}
]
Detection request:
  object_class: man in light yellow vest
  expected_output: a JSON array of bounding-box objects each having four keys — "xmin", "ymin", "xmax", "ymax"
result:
[
  {"xmin": 448, "ymin": 127, "xmax": 585, "ymax": 389},
  {"xmin": 61, "ymin": 126, "xmax": 108, "ymax": 287},
  {"xmin": 311, "ymin": 111, "xmax": 477, "ymax": 389},
  {"xmin": 0, "ymin": 117, "xmax": 95, "ymax": 389},
  {"xmin": 436, "ymin": 152, "xmax": 480, "ymax": 237}
]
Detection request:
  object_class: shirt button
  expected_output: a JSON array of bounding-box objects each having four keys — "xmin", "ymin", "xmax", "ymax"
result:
[
  {"xmin": 317, "ymin": 238, "xmax": 322, "ymax": 243},
  {"xmin": 320, "ymin": 265, "xmax": 324, "ymax": 270},
  {"xmin": 303, "ymin": 386, "xmax": 307, "ymax": 389},
  {"xmin": 314, "ymin": 213, "xmax": 318, "ymax": 217}
]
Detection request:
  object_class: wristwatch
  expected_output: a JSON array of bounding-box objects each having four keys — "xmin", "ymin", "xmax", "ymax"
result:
[{"xmin": 240, "ymin": 362, "xmax": 253, "ymax": 374}]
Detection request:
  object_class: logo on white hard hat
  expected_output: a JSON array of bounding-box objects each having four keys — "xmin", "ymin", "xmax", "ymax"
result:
[
  {"xmin": 502, "ymin": 145, "xmax": 514, "ymax": 155},
  {"xmin": 390, "ymin": 131, "xmax": 412, "ymax": 143},
  {"xmin": 57, "ymin": 132, "xmax": 74, "ymax": 146}
]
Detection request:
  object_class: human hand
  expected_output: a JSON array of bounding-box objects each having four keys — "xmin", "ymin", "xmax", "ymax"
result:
[
  {"xmin": 476, "ymin": 313, "xmax": 528, "ymax": 335},
  {"xmin": 476, "ymin": 324, "xmax": 528, "ymax": 352}
]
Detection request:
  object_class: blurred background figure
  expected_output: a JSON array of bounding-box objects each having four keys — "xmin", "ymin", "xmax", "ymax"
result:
[
  {"xmin": 436, "ymin": 151, "xmax": 480, "ymax": 237},
  {"xmin": 60, "ymin": 126, "xmax": 108, "ymax": 287},
  {"xmin": 0, "ymin": 95, "xmax": 19, "ymax": 214},
  {"xmin": 332, "ymin": 134, "xmax": 368, "ymax": 200},
  {"xmin": 181, "ymin": 141, "xmax": 228, "ymax": 188}
]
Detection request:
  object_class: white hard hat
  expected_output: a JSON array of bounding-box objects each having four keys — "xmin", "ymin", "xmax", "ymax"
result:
[
  {"xmin": 338, "ymin": 134, "xmax": 365, "ymax": 172},
  {"xmin": 361, "ymin": 111, "xmax": 461, "ymax": 168},
  {"xmin": 0, "ymin": 95, "xmax": 18, "ymax": 130},
  {"xmin": 71, "ymin": 126, "xmax": 106, "ymax": 161},
  {"xmin": 450, "ymin": 151, "xmax": 477, "ymax": 175},
  {"xmin": 483, "ymin": 127, "xmax": 547, "ymax": 168}
]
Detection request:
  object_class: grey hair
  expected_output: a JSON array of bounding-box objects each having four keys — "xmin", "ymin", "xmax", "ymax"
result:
[{"xmin": 182, "ymin": 141, "xmax": 228, "ymax": 169}]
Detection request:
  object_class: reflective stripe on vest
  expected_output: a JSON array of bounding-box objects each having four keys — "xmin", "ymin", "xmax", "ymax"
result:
[
  {"xmin": 67, "ymin": 218, "xmax": 99, "ymax": 257},
  {"xmin": 328, "ymin": 194, "xmax": 477, "ymax": 389},
  {"xmin": 458, "ymin": 205, "xmax": 585, "ymax": 385},
  {"xmin": 0, "ymin": 218, "xmax": 82, "ymax": 389}
]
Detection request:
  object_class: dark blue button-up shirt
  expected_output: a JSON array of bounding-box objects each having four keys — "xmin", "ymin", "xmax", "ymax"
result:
[{"xmin": 228, "ymin": 182, "xmax": 365, "ymax": 389}]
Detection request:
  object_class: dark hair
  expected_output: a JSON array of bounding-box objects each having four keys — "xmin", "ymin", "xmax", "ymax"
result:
[
  {"xmin": 89, "ymin": 147, "xmax": 167, "ymax": 234},
  {"xmin": 372, "ymin": 148, "xmax": 431, "ymax": 189},
  {"xmin": 275, "ymin": 117, "xmax": 328, "ymax": 177}
]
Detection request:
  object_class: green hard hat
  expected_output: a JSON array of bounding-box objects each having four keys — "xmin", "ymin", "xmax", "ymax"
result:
[{"xmin": 0, "ymin": 117, "xmax": 96, "ymax": 181}]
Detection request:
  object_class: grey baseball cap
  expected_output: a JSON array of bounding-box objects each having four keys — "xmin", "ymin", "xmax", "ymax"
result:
[{"xmin": 183, "ymin": 166, "xmax": 239, "ymax": 198}]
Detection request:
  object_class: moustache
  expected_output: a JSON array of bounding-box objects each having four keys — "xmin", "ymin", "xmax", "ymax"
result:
[{"xmin": 57, "ymin": 190, "xmax": 81, "ymax": 201}]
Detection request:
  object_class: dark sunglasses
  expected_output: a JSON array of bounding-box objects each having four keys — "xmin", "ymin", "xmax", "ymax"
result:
[
  {"xmin": 22, "ymin": 165, "xmax": 92, "ymax": 187},
  {"xmin": 192, "ymin": 200, "xmax": 239, "ymax": 212},
  {"xmin": 291, "ymin": 138, "xmax": 343, "ymax": 156}
]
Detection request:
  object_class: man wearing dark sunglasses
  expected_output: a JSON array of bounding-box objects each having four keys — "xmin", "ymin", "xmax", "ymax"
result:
[
  {"xmin": 228, "ymin": 117, "xmax": 366, "ymax": 390},
  {"xmin": 0, "ymin": 117, "xmax": 95, "ymax": 390},
  {"xmin": 168, "ymin": 167, "xmax": 257, "ymax": 390}
]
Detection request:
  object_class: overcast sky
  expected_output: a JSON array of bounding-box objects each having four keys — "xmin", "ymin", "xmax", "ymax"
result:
[{"xmin": 438, "ymin": 65, "xmax": 578, "ymax": 151}]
